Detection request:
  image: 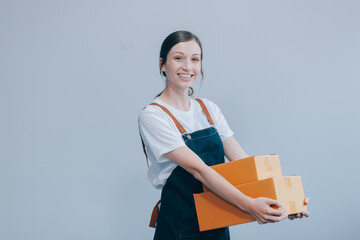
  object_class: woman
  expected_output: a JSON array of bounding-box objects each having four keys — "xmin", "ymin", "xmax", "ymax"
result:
[{"xmin": 138, "ymin": 30, "xmax": 309, "ymax": 240}]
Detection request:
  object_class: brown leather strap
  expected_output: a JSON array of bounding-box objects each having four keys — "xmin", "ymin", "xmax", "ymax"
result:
[
  {"xmin": 195, "ymin": 98, "xmax": 214, "ymax": 125},
  {"xmin": 150, "ymin": 103, "xmax": 186, "ymax": 134},
  {"xmin": 149, "ymin": 200, "xmax": 161, "ymax": 228}
]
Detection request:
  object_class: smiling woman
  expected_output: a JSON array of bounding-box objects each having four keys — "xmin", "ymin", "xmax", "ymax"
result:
[
  {"xmin": 138, "ymin": 30, "xmax": 308, "ymax": 240},
  {"xmin": 160, "ymin": 40, "xmax": 201, "ymax": 101},
  {"xmin": 157, "ymin": 31, "xmax": 204, "ymax": 98}
]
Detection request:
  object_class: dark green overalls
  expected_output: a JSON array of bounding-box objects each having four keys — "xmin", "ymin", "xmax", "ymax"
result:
[{"xmin": 150, "ymin": 99, "xmax": 230, "ymax": 240}]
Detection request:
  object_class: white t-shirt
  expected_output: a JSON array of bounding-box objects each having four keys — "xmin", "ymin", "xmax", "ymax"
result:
[{"xmin": 138, "ymin": 97, "xmax": 234, "ymax": 190}]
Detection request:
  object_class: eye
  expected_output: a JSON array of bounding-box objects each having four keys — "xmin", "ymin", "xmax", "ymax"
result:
[
  {"xmin": 174, "ymin": 56, "xmax": 182, "ymax": 60},
  {"xmin": 192, "ymin": 58, "xmax": 200, "ymax": 62}
]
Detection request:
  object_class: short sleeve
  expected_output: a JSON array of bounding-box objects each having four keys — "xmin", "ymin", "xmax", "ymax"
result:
[
  {"xmin": 202, "ymin": 98, "xmax": 234, "ymax": 141},
  {"xmin": 138, "ymin": 107, "xmax": 186, "ymax": 162}
]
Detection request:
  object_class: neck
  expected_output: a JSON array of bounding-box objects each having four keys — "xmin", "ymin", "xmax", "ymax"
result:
[{"xmin": 158, "ymin": 86, "xmax": 191, "ymax": 111}]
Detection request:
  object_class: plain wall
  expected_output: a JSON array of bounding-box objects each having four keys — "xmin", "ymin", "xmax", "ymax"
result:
[{"xmin": 1, "ymin": 0, "xmax": 359, "ymax": 239}]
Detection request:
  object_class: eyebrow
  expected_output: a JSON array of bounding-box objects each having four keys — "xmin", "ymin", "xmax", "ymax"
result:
[{"xmin": 171, "ymin": 51, "xmax": 201, "ymax": 56}]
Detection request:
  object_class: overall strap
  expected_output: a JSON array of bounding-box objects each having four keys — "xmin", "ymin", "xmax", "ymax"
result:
[
  {"xmin": 149, "ymin": 200, "xmax": 160, "ymax": 228},
  {"xmin": 150, "ymin": 103, "xmax": 187, "ymax": 134},
  {"xmin": 142, "ymin": 99, "xmax": 214, "ymax": 167},
  {"xmin": 140, "ymin": 102, "xmax": 187, "ymax": 169},
  {"xmin": 195, "ymin": 98, "xmax": 214, "ymax": 125}
]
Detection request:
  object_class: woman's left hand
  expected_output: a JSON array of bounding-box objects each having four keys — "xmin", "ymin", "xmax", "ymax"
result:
[{"xmin": 288, "ymin": 197, "xmax": 310, "ymax": 220}]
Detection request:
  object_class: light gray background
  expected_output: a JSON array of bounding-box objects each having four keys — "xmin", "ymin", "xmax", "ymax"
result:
[{"xmin": 1, "ymin": 0, "xmax": 359, "ymax": 239}]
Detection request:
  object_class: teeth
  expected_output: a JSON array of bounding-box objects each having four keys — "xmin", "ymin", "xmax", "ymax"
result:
[{"xmin": 179, "ymin": 74, "xmax": 192, "ymax": 78}]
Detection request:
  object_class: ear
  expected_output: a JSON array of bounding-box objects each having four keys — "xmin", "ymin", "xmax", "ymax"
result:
[{"xmin": 159, "ymin": 58, "xmax": 166, "ymax": 72}]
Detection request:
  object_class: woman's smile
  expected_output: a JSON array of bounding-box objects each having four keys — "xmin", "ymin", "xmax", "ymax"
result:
[{"xmin": 177, "ymin": 73, "xmax": 194, "ymax": 81}]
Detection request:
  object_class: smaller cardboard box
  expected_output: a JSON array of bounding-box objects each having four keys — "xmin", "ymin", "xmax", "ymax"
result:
[
  {"xmin": 203, "ymin": 155, "xmax": 283, "ymax": 192},
  {"xmin": 194, "ymin": 176, "xmax": 307, "ymax": 232}
]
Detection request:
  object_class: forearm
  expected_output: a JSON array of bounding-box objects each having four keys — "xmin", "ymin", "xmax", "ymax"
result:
[
  {"xmin": 166, "ymin": 146, "xmax": 252, "ymax": 212},
  {"xmin": 223, "ymin": 136, "xmax": 249, "ymax": 161},
  {"xmin": 165, "ymin": 146, "xmax": 286, "ymax": 224},
  {"xmin": 193, "ymin": 162, "xmax": 252, "ymax": 213}
]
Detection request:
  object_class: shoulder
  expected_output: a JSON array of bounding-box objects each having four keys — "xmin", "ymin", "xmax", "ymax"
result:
[
  {"xmin": 138, "ymin": 102, "xmax": 176, "ymax": 130},
  {"xmin": 195, "ymin": 98, "xmax": 222, "ymax": 113},
  {"xmin": 138, "ymin": 101, "xmax": 184, "ymax": 158},
  {"xmin": 197, "ymin": 98, "xmax": 217, "ymax": 107},
  {"xmin": 139, "ymin": 104, "xmax": 167, "ymax": 121},
  {"xmin": 139, "ymin": 98, "xmax": 173, "ymax": 120}
]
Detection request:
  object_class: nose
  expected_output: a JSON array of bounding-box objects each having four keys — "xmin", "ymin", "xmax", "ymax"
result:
[{"xmin": 182, "ymin": 59, "xmax": 192, "ymax": 71}]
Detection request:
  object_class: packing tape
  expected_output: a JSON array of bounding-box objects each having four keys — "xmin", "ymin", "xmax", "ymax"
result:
[
  {"xmin": 289, "ymin": 201, "xmax": 297, "ymax": 213},
  {"xmin": 264, "ymin": 155, "xmax": 274, "ymax": 177},
  {"xmin": 284, "ymin": 177, "xmax": 292, "ymax": 188}
]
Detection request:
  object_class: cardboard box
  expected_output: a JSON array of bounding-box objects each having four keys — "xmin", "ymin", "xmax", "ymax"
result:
[
  {"xmin": 203, "ymin": 155, "xmax": 283, "ymax": 192},
  {"xmin": 194, "ymin": 176, "xmax": 307, "ymax": 231}
]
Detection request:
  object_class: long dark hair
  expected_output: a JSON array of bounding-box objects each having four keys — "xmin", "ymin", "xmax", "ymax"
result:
[{"xmin": 156, "ymin": 30, "xmax": 204, "ymax": 97}]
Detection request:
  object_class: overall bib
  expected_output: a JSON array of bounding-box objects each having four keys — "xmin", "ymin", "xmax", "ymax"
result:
[{"xmin": 150, "ymin": 99, "xmax": 230, "ymax": 240}]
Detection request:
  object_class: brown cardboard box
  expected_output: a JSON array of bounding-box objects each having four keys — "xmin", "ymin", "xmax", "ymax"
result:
[
  {"xmin": 194, "ymin": 176, "xmax": 307, "ymax": 231},
  {"xmin": 203, "ymin": 155, "xmax": 283, "ymax": 192}
]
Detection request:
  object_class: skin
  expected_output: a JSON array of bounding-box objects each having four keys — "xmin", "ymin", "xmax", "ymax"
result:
[{"xmin": 158, "ymin": 40, "xmax": 309, "ymax": 224}]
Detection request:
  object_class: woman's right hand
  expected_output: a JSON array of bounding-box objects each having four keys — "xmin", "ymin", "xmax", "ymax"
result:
[{"xmin": 245, "ymin": 197, "xmax": 288, "ymax": 224}]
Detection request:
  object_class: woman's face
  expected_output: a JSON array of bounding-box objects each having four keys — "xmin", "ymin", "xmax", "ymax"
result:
[{"xmin": 161, "ymin": 40, "xmax": 202, "ymax": 91}]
